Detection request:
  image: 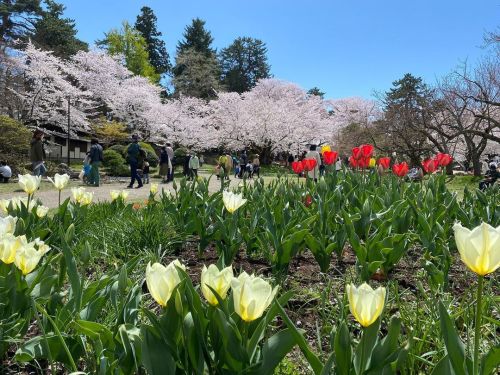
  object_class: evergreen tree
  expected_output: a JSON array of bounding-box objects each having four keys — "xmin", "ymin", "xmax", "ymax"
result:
[
  {"xmin": 307, "ymin": 87, "xmax": 325, "ymax": 99},
  {"xmin": 0, "ymin": 0, "xmax": 42, "ymax": 43},
  {"xmin": 173, "ymin": 18, "xmax": 218, "ymax": 97},
  {"xmin": 32, "ymin": 0, "xmax": 87, "ymax": 58},
  {"xmin": 98, "ymin": 21, "xmax": 160, "ymax": 84},
  {"xmin": 381, "ymin": 73, "xmax": 434, "ymax": 165},
  {"xmin": 219, "ymin": 37, "xmax": 271, "ymax": 93},
  {"xmin": 173, "ymin": 48, "xmax": 220, "ymax": 99},
  {"xmin": 134, "ymin": 6, "xmax": 170, "ymax": 75},
  {"xmin": 176, "ymin": 18, "xmax": 215, "ymax": 56}
]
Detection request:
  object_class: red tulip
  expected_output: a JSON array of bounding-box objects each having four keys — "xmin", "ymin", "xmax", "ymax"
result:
[
  {"xmin": 434, "ymin": 153, "xmax": 453, "ymax": 167},
  {"xmin": 422, "ymin": 158, "xmax": 437, "ymax": 174},
  {"xmin": 302, "ymin": 158, "xmax": 317, "ymax": 172},
  {"xmin": 392, "ymin": 162, "xmax": 409, "ymax": 177},
  {"xmin": 349, "ymin": 156, "xmax": 358, "ymax": 168},
  {"xmin": 360, "ymin": 144, "xmax": 374, "ymax": 158},
  {"xmin": 358, "ymin": 157, "xmax": 371, "ymax": 169},
  {"xmin": 291, "ymin": 161, "xmax": 304, "ymax": 174},
  {"xmin": 377, "ymin": 157, "xmax": 391, "ymax": 169},
  {"xmin": 352, "ymin": 147, "xmax": 362, "ymax": 160},
  {"xmin": 323, "ymin": 151, "xmax": 338, "ymax": 165}
]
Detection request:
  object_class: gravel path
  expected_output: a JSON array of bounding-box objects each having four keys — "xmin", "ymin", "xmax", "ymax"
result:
[{"xmin": 0, "ymin": 172, "xmax": 263, "ymax": 208}]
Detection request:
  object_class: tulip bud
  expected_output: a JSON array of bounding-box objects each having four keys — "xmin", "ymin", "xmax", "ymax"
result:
[
  {"xmin": 453, "ymin": 222, "xmax": 500, "ymax": 276},
  {"xmin": 118, "ymin": 266, "xmax": 128, "ymax": 293},
  {"xmin": 36, "ymin": 205, "xmax": 49, "ymax": 218},
  {"xmin": 201, "ymin": 264, "xmax": 233, "ymax": 305},
  {"xmin": 65, "ymin": 223, "xmax": 75, "ymax": 243},
  {"xmin": 0, "ymin": 216, "xmax": 17, "ymax": 236},
  {"xmin": 81, "ymin": 241, "xmax": 91, "ymax": 265},
  {"xmin": 346, "ymin": 283, "xmax": 386, "ymax": 327}
]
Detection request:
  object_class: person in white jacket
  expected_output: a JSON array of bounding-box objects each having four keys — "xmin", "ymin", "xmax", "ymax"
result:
[{"xmin": 305, "ymin": 145, "xmax": 322, "ymax": 181}]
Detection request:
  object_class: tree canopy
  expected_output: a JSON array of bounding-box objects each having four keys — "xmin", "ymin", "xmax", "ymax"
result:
[
  {"xmin": 32, "ymin": 0, "xmax": 87, "ymax": 58},
  {"xmin": 98, "ymin": 21, "xmax": 160, "ymax": 83},
  {"xmin": 219, "ymin": 37, "xmax": 271, "ymax": 93},
  {"xmin": 134, "ymin": 6, "xmax": 171, "ymax": 75}
]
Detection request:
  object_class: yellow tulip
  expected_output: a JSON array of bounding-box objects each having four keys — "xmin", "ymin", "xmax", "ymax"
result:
[
  {"xmin": 369, "ymin": 158, "xmax": 376, "ymax": 168},
  {"xmin": 0, "ymin": 199, "xmax": 9, "ymax": 214},
  {"xmin": 0, "ymin": 233, "xmax": 23, "ymax": 264},
  {"xmin": 18, "ymin": 174, "xmax": 41, "ymax": 195},
  {"xmin": 346, "ymin": 283, "xmax": 386, "ymax": 327},
  {"xmin": 0, "ymin": 215, "xmax": 17, "ymax": 236},
  {"xmin": 201, "ymin": 264, "xmax": 233, "ymax": 305},
  {"xmin": 146, "ymin": 259, "xmax": 186, "ymax": 307},
  {"xmin": 231, "ymin": 272, "xmax": 278, "ymax": 322},
  {"xmin": 14, "ymin": 237, "xmax": 51, "ymax": 275},
  {"xmin": 80, "ymin": 192, "xmax": 93, "ymax": 206},
  {"xmin": 110, "ymin": 190, "xmax": 120, "ymax": 201},
  {"xmin": 71, "ymin": 187, "xmax": 86, "ymax": 202},
  {"xmin": 36, "ymin": 205, "xmax": 49, "ymax": 218},
  {"xmin": 150, "ymin": 183, "xmax": 158, "ymax": 195},
  {"xmin": 321, "ymin": 145, "xmax": 331, "ymax": 154},
  {"xmin": 222, "ymin": 190, "xmax": 247, "ymax": 214},
  {"xmin": 453, "ymin": 222, "xmax": 500, "ymax": 276},
  {"xmin": 47, "ymin": 173, "xmax": 70, "ymax": 190}
]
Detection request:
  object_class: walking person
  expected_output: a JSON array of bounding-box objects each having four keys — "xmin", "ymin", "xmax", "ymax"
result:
[
  {"xmin": 142, "ymin": 162, "xmax": 150, "ymax": 184},
  {"xmin": 305, "ymin": 144, "xmax": 322, "ymax": 182},
  {"xmin": 188, "ymin": 152, "xmax": 200, "ymax": 180},
  {"xmin": 126, "ymin": 134, "xmax": 143, "ymax": 189},
  {"xmin": 225, "ymin": 153, "xmax": 233, "ymax": 180},
  {"xmin": 159, "ymin": 146, "xmax": 171, "ymax": 183},
  {"xmin": 0, "ymin": 161, "xmax": 12, "ymax": 183},
  {"xmin": 238, "ymin": 151, "xmax": 248, "ymax": 178},
  {"xmin": 30, "ymin": 129, "xmax": 46, "ymax": 176},
  {"xmin": 165, "ymin": 143, "xmax": 175, "ymax": 182},
  {"xmin": 183, "ymin": 153, "xmax": 191, "ymax": 177},
  {"xmin": 88, "ymin": 138, "xmax": 103, "ymax": 187},
  {"xmin": 252, "ymin": 154, "xmax": 261, "ymax": 178}
]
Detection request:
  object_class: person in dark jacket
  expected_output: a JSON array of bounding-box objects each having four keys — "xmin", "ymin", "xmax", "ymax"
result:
[
  {"xmin": 126, "ymin": 134, "xmax": 143, "ymax": 188},
  {"xmin": 159, "ymin": 146, "xmax": 171, "ymax": 183},
  {"xmin": 88, "ymin": 138, "xmax": 103, "ymax": 187},
  {"xmin": 30, "ymin": 130, "xmax": 46, "ymax": 176},
  {"xmin": 479, "ymin": 163, "xmax": 500, "ymax": 190}
]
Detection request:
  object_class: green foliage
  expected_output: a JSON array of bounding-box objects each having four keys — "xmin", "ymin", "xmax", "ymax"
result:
[
  {"xmin": 99, "ymin": 21, "xmax": 160, "ymax": 83},
  {"xmin": 91, "ymin": 117, "xmax": 129, "ymax": 145},
  {"xmin": 138, "ymin": 142, "xmax": 159, "ymax": 167},
  {"xmin": 0, "ymin": 115, "xmax": 31, "ymax": 155},
  {"xmin": 0, "ymin": 0, "xmax": 42, "ymax": 42},
  {"xmin": 32, "ymin": 0, "xmax": 88, "ymax": 58},
  {"xmin": 219, "ymin": 36, "xmax": 271, "ymax": 93},
  {"xmin": 176, "ymin": 17, "xmax": 215, "ymax": 56},
  {"xmin": 134, "ymin": 6, "xmax": 170, "ymax": 75},
  {"xmin": 173, "ymin": 47, "xmax": 220, "ymax": 98},
  {"xmin": 102, "ymin": 149, "xmax": 128, "ymax": 176},
  {"xmin": 307, "ymin": 87, "xmax": 325, "ymax": 99}
]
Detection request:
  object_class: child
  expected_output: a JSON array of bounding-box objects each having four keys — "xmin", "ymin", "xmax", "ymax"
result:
[{"xmin": 143, "ymin": 161, "xmax": 150, "ymax": 184}]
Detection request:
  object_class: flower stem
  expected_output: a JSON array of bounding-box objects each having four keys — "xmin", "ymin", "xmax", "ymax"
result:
[
  {"xmin": 359, "ymin": 326, "xmax": 366, "ymax": 374},
  {"xmin": 58, "ymin": 190, "xmax": 61, "ymax": 206},
  {"xmin": 473, "ymin": 275, "xmax": 484, "ymax": 375}
]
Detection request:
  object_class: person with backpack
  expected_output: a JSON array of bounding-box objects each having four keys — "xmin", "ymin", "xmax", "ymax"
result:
[
  {"xmin": 126, "ymin": 134, "xmax": 143, "ymax": 189},
  {"xmin": 88, "ymin": 138, "xmax": 104, "ymax": 187}
]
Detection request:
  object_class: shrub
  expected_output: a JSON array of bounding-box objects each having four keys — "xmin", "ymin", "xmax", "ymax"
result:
[
  {"xmin": 139, "ymin": 142, "xmax": 159, "ymax": 167},
  {"xmin": 108, "ymin": 144, "xmax": 126, "ymax": 156},
  {"xmin": 0, "ymin": 116, "xmax": 31, "ymax": 173},
  {"xmin": 103, "ymin": 149, "xmax": 129, "ymax": 176}
]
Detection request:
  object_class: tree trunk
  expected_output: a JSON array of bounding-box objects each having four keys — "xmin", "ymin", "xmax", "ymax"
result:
[{"xmin": 471, "ymin": 154, "xmax": 482, "ymax": 176}]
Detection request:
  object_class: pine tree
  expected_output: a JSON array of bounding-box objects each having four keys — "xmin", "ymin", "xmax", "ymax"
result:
[
  {"xmin": 176, "ymin": 18, "xmax": 215, "ymax": 56},
  {"xmin": 0, "ymin": 0, "xmax": 42, "ymax": 43},
  {"xmin": 173, "ymin": 18, "xmax": 218, "ymax": 97},
  {"xmin": 219, "ymin": 37, "xmax": 271, "ymax": 93},
  {"xmin": 307, "ymin": 87, "xmax": 325, "ymax": 99},
  {"xmin": 134, "ymin": 6, "xmax": 170, "ymax": 75},
  {"xmin": 32, "ymin": 0, "xmax": 87, "ymax": 58}
]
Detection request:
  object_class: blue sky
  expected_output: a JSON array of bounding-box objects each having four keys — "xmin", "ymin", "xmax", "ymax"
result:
[{"xmin": 59, "ymin": 0, "xmax": 499, "ymax": 99}]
